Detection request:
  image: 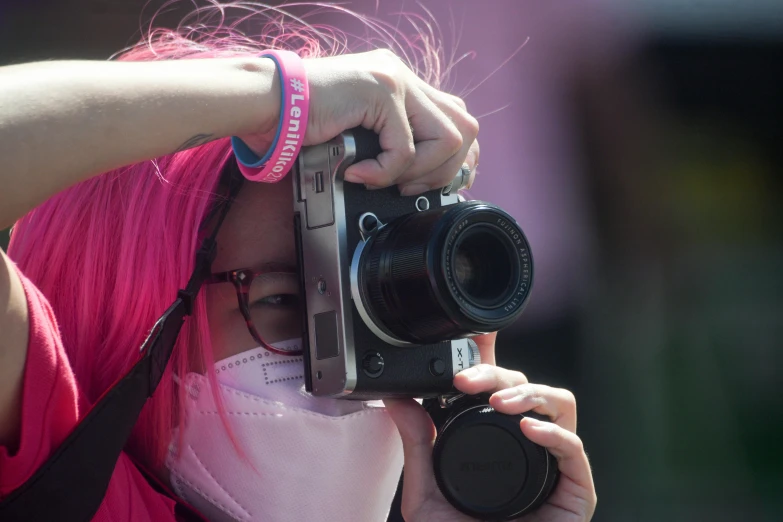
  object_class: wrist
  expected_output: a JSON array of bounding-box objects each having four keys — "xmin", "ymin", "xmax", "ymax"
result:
[
  {"xmin": 231, "ymin": 50, "xmax": 309, "ymax": 182},
  {"xmin": 234, "ymin": 56, "xmax": 282, "ymax": 137}
]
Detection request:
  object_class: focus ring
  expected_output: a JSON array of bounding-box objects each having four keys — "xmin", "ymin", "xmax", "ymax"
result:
[{"xmin": 361, "ymin": 212, "xmax": 457, "ymax": 342}]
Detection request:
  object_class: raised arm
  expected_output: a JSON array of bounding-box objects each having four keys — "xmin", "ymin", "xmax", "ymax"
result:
[{"xmin": 0, "ymin": 57, "xmax": 280, "ymax": 230}]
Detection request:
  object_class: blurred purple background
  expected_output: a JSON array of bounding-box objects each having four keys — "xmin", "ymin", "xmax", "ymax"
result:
[{"xmin": 2, "ymin": 1, "xmax": 782, "ymax": 521}]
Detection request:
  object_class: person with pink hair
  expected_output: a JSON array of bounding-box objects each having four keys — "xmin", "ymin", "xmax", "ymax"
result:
[{"xmin": 0, "ymin": 4, "xmax": 595, "ymax": 521}]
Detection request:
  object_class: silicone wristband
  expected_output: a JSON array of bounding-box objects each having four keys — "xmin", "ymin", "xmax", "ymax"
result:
[{"xmin": 231, "ymin": 49, "xmax": 310, "ymax": 183}]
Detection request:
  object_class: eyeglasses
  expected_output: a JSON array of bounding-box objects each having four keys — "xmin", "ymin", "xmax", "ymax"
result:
[{"xmin": 206, "ymin": 267, "xmax": 303, "ymax": 356}]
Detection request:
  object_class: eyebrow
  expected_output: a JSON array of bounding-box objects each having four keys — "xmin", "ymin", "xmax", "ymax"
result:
[
  {"xmin": 212, "ymin": 260, "xmax": 297, "ymax": 275},
  {"xmin": 252, "ymin": 262, "xmax": 298, "ymax": 274}
]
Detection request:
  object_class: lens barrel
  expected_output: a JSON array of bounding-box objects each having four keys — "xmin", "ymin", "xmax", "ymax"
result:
[{"xmin": 356, "ymin": 201, "xmax": 532, "ymax": 344}]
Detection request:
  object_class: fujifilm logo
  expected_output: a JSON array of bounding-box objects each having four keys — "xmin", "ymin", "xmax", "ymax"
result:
[{"xmin": 460, "ymin": 461, "xmax": 513, "ymax": 473}]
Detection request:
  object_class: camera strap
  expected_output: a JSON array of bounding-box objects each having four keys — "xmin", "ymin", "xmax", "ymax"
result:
[{"xmin": 0, "ymin": 162, "xmax": 244, "ymax": 522}]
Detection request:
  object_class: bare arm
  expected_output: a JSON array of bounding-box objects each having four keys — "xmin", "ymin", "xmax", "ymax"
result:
[
  {"xmin": 0, "ymin": 57, "xmax": 280, "ymax": 230},
  {"xmin": 0, "ymin": 56, "xmax": 280, "ymax": 448}
]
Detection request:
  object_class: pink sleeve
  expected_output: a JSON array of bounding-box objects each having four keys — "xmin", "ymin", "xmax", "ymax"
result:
[
  {"xmin": 0, "ymin": 264, "xmax": 81, "ymax": 494},
  {"xmin": 0, "ymin": 264, "xmax": 182, "ymax": 521}
]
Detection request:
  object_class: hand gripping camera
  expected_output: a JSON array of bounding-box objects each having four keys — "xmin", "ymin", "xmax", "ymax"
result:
[{"xmin": 292, "ymin": 128, "xmax": 558, "ymax": 520}]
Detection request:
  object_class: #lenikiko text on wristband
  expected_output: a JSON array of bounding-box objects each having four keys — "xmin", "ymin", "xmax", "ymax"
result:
[{"xmin": 231, "ymin": 49, "xmax": 310, "ymax": 183}]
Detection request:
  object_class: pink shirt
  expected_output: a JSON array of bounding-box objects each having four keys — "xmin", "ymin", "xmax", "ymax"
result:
[{"xmin": 0, "ymin": 265, "xmax": 189, "ymax": 521}]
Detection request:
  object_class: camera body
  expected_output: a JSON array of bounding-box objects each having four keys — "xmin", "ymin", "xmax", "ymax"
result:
[
  {"xmin": 292, "ymin": 128, "xmax": 555, "ymax": 519},
  {"xmin": 292, "ymin": 128, "xmax": 533, "ymax": 400}
]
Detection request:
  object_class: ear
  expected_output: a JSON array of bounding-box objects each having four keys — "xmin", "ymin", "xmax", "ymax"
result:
[{"xmin": 472, "ymin": 331, "xmax": 498, "ymax": 366}]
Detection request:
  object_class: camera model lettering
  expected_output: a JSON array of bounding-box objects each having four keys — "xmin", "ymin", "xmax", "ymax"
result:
[{"xmin": 455, "ymin": 345, "xmax": 467, "ymax": 371}]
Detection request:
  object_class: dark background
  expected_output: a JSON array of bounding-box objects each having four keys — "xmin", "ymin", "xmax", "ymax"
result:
[{"xmin": 2, "ymin": 1, "xmax": 782, "ymax": 521}]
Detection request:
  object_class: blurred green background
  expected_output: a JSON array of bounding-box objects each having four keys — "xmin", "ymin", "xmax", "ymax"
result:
[{"xmin": 2, "ymin": 1, "xmax": 782, "ymax": 521}]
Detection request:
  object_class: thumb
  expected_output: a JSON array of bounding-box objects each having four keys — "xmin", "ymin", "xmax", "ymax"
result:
[{"xmin": 383, "ymin": 398, "xmax": 439, "ymax": 511}]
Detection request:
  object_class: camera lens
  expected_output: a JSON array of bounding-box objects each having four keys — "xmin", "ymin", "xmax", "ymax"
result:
[
  {"xmin": 452, "ymin": 225, "xmax": 516, "ymax": 308},
  {"xmin": 354, "ymin": 201, "xmax": 532, "ymax": 345}
]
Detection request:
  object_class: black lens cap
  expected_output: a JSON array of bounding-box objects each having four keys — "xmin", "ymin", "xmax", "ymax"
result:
[{"xmin": 432, "ymin": 404, "xmax": 559, "ymax": 520}]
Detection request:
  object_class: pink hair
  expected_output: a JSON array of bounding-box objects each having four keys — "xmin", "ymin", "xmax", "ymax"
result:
[{"xmin": 7, "ymin": 1, "xmax": 454, "ymax": 470}]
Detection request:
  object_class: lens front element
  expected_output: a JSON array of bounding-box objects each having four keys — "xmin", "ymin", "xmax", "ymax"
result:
[{"xmin": 452, "ymin": 224, "xmax": 518, "ymax": 308}]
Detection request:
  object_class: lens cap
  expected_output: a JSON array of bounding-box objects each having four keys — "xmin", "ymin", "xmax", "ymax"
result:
[{"xmin": 432, "ymin": 404, "xmax": 559, "ymax": 520}]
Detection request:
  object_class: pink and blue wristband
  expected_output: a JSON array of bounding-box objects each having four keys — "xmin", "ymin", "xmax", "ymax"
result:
[{"xmin": 231, "ymin": 49, "xmax": 310, "ymax": 183}]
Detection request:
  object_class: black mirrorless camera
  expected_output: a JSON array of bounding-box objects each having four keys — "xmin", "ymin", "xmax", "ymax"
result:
[{"xmin": 292, "ymin": 127, "xmax": 558, "ymax": 520}]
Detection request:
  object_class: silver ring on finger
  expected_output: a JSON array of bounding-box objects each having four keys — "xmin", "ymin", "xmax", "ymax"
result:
[{"xmin": 452, "ymin": 163, "xmax": 473, "ymax": 192}]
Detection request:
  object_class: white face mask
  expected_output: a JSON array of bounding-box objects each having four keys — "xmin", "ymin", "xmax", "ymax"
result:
[{"xmin": 165, "ymin": 340, "xmax": 404, "ymax": 522}]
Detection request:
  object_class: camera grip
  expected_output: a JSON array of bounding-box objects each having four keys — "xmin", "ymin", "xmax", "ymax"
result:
[{"xmin": 349, "ymin": 126, "xmax": 383, "ymax": 163}]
